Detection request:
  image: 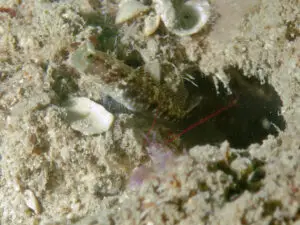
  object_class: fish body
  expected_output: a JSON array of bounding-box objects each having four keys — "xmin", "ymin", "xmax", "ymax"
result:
[{"xmin": 68, "ymin": 41, "xmax": 198, "ymax": 120}]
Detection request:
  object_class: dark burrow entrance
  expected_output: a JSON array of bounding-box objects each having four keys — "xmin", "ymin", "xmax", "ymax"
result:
[
  {"xmin": 101, "ymin": 66, "xmax": 286, "ymax": 149},
  {"xmin": 175, "ymin": 67, "xmax": 286, "ymax": 149}
]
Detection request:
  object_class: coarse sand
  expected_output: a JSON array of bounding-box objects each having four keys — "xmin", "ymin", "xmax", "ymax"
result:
[{"xmin": 0, "ymin": 0, "xmax": 299, "ymax": 224}]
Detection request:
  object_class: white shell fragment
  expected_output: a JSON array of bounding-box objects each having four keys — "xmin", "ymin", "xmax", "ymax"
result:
[
  {"xmin": 154, "ymin": 0, "xmax": 211, "ymax": 36},
  {"xmin": 64, "ymin": 97, "xmax": 114, "ymax": 135},
  {"xmin": 145, "ymin": 59, "xmax": 161, "ymax": 82},
  {"xmin": 143, "ymin": 12, "xmax": 160, "ymax": 36},
  {"xmin": 68, "ymin": 41, "xmax": 96, "ymax": 74},
  {"xmin": 115, "ymin": 0, "xmax": 211, "ymax": 36},
  {"xmin": 23, "ymin": 189, "xmax": 42, "ymax": 214},
  {"xmin": 116, "ymin": 0, "xmax": 150, "ymax": 24}
]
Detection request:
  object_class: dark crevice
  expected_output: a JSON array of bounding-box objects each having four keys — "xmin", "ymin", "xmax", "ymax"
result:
[{"xmin": 177, "ymin": 67, "xmax": 286, "ymax": 148}]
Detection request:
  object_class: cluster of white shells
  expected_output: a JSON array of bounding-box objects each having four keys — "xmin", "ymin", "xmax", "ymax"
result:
[{"xmin": 116, "ymin": 0, "xmax": 211, "ymax": 36}]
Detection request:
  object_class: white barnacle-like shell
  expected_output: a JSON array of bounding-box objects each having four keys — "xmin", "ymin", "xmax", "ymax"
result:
[
  {"xmin": 116, "ymin": 0, "xmax": 150, "ymax": 24},
  {"xmin": 154, "ymin": 0, "xmax": 211, "ymax": 36},
  {"xmin": 64, "ymin": 97, "xmax": 114, "ymax": 135}
]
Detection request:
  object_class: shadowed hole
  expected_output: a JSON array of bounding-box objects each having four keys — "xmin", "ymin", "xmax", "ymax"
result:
[{"xmin": 175, "ymin": 67, "xmax": 286, "ymax": 148}]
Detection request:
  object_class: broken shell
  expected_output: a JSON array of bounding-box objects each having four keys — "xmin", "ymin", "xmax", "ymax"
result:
[
  {"xmin": 23, "ymin": 189, "xmax": 42, "ymax": 214},
  {"xmin": 115, "ymin": 0, "xmax": 150, "ymax": 24},
  {"xmin": 145, "ymin": 59, "xmax": 161, "ymax": 82},
  {"xmin": 67, "ymin": 41, "xmax": 96, "ymax": 74},
  {"xmin": 154, "ymin": 0, "xmax": 210, "ymax": 36},
  {"xmin": 143, "ymin": 12, "xmax": 161, "ymax": 36},
  {"xmin": 64, "ymin": 97, "xmax": 114, "ymax": 135}
]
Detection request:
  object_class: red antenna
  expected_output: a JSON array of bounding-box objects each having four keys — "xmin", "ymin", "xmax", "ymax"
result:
[{"xmin": 144, "ymin": 98, "xmax": 238, "ymax": 145}]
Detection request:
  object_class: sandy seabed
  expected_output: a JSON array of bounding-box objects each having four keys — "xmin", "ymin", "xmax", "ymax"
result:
[{"xmin": 0, "ymin": 0, "xmax": 299, "ymax": 224}]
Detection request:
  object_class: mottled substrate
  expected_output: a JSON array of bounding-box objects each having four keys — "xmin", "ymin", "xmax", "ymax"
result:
[
  {"xmin": 0, "ymin": 0, "xmax": 299, "ymax": 225},
  {"xmin": 72, "ymin": 139, "xmax": 300, "ymax": 225}
]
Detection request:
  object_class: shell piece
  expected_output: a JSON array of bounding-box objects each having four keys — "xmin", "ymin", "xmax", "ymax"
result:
[
  {"xmin": 144, "ymin": 59, "xmax": 161, "ymax": 82},
  {"xmin": 23, "ymin": 189, "xmax": 42, "ymax": 214},
  {"xmin": 67, "ymin": 40, "xmax": 96, "ymax": 73},
  {"xmin": 154, "ymin": 0, "xmax": 211, "ymax": 36},
  {"xmin": 115, "ymin": 0, "xmax": 210, "ymax": 36},
  {"xmin": 143, "ymin": 12, "xmax": 161, "ymax": 36},
  {"xmin": 154, "ymin": 0, "xmax": 176, "ymax": 31},
  {"xmin": 115, "ymin": 0, "xmax": 150, "ymax": 24},
  {"xmin": 64, "ymin": 97, "xmax": 114, "ymax": 135}
]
